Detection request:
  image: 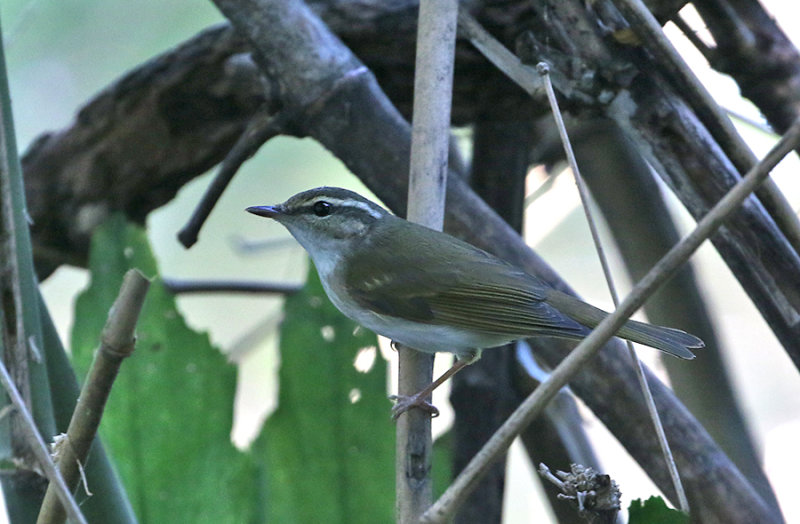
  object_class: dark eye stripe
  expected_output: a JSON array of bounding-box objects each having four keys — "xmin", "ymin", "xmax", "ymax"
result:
[{"xmin": 312, "ymin": 201, "xmax": 333, "ymax": 217}]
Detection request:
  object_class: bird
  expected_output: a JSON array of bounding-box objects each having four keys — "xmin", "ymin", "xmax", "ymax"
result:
[{"xmin": 246, "ymin": 186, "xmax": 703, "ymax": 418}]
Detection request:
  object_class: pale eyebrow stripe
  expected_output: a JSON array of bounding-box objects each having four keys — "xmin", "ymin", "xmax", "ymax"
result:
[{"xmin": 306, "ymin": 196, "xmax": 384, "ymax": 219}]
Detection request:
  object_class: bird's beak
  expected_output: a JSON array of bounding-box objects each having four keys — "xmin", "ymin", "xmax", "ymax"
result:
[{"xmin": 246, "ymin": 205, "xmax": 281, "ymax": 218}]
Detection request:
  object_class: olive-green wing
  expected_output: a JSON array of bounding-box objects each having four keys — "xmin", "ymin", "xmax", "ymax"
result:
[{"xmin": 344, "ymin": 222, "xmax": 587, "ymax": 338}]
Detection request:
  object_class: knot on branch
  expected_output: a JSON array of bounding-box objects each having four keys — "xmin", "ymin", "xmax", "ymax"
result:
[
  {"xmin": 98, "ymin": 337, "xmax": 137, "ymax": 360},
  {"xmin": 539, "ymin": 463, "xmax": 621, "ymax": 523}
]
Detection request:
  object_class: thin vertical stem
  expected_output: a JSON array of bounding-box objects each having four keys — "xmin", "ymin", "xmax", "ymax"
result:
[
  {"xmin": 538, "ymin": 63, "xmax": 689, "ymax": 512},
  {"xmin": 397, "ymin": 0, "xmax": 458, "ymax": 522}
]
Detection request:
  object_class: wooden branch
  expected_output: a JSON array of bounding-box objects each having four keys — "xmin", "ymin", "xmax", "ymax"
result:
[
  {"xmin": 692, "ymin": 0, "xmax": 800, "ymax": 133},
  {"xmin": 177, "ymin": 107, "xmax": 292, "ymax": 248},
  {"xmin": 39, "ymin": 292, "xmax": 138, "ymax": 523},
  {"xmin": 610, "ymin": 74, "xmax": 800, "ymax": 367},
  {"xmin": 396, "ymin": 0, "xmax": 458, "ymax": 520},
  {"xmin": 22, "ymin": 24, "xmax": 258, "ymax": 278},
  {"xmin": 37, "ymin": 270, "xmax": 149, "ymax": 524},
  {"xmin": 614, "ymin": 0, "xmax": 800, "ymax": 284},
  {"xmin": 462, "ymin": 3, "xmax": 800, "ymax": 369}
]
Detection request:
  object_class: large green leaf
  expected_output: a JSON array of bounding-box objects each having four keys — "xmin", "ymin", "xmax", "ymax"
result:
[
  {"xmin": 71, "ymin": 214, "xmax": 260, "ymax": 523},
  {"xmin": 253, "ymin": 268, "xmax": 394, "ymax": 523}
]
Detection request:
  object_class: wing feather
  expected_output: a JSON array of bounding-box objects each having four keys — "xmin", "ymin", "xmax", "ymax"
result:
[{"xmin": 343, "ymin": 218, "xmax": 587, "ymax": 339}]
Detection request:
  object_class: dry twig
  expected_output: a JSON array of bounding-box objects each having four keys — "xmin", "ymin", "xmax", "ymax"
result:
[
  {"xmin": 395, "ymin": 0, "xmax": 458, "ymax": 521},
  {"xmin": 36, "ymin": 270, "xmax": 149, "ymax": 524}
]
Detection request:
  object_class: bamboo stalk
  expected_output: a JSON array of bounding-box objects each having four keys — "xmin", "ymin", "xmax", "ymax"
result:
[{"xmin": 397, "ymin": 1, "xmax": 459, "ymax": 521}]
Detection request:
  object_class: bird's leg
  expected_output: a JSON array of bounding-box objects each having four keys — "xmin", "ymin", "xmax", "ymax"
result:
[{"xmin": 390, "ymin": 351, "xmax": 479, "ymax": 420}]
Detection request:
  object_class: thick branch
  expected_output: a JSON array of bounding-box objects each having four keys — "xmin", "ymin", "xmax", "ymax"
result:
[
  {"xmin": 23, "ymin": 24, "xmax": 260, "ymax": 277},
  {"xmin": 693, "ymin": 0, "xmax": 800, "ymax": 133}
]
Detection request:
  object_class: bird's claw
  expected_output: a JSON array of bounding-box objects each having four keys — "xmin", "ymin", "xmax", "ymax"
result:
[{"xmin": 388, "ymin": 394, "xmax": 439, "ymax": 420}]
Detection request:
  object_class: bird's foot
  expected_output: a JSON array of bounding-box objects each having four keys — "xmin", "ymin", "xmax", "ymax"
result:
[{"xmin": 388, "ymin": 394, "xmax": 439, "ymax": 420}]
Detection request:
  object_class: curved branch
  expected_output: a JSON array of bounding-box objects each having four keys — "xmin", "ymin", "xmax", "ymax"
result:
[{"xmin": 23, "ymin": 24, "xmax": 260, "ymax": 277}]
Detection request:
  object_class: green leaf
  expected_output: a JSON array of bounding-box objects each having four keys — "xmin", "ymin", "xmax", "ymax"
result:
[
  {"xmin": 71, "ymin": 214, "xmax": 260, "ymax": 523},
  {"xmin": 628, "ymin": 496, "xmax": 689, "ymax": 524},
  {"xmin": 253, "ymin": 268, "xmax": 394, "ymax": 523},
  {"xmin": 0, "ymin": 12, "xmax": 54, "ymax": 455}
]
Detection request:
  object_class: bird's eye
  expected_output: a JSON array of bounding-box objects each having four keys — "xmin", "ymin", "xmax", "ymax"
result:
[{"xmin": 313, "ymin": 201, "xmax": 333, "ymax": 217}]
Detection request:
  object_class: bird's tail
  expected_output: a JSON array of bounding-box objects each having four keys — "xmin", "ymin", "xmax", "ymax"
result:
[{"xmin": 547, "ymin": 291, "xmax": 704, "ymax": 360}]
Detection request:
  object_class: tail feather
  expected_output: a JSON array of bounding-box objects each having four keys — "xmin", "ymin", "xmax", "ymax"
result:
[
  {"xmin": 546, "ymin": 291, "xmax": 704, "ymax": 360},
  {"xmin": 616, "ymin": 319, "xmax": 703, "ymax": 359}
]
